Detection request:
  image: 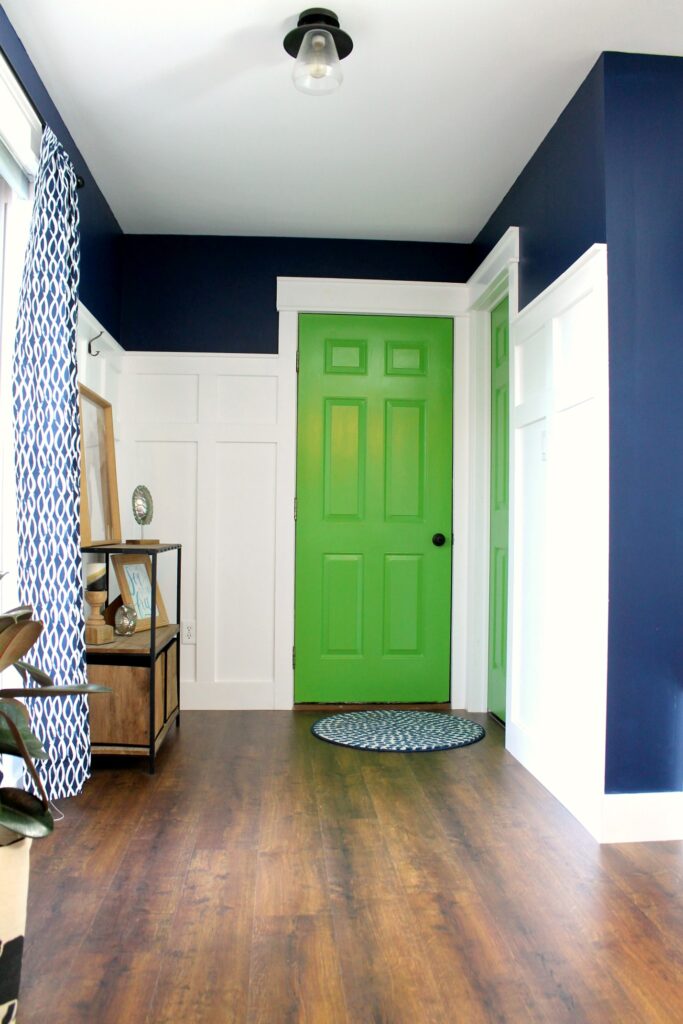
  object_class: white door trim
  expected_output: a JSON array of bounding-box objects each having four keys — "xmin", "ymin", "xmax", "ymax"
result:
[
  {"xmin": 277, "ymin": 277, "xmax": 471, "ymax": 317},
  {"xmin": 464, "ymin": 228, "xmax": 520, "ymax": 713},
  {"xmin": 276, "ymin": 277, "xmax": 470, "ymax": 709}
]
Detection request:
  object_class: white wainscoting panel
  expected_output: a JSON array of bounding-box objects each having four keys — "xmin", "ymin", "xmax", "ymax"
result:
[
  {"xmin": 216, "ymin": 375, "xmax": 278, "ymax": 424},
  {"xmin": 120, "ymin": 353, "xmax": 288, "ymax": 709},
  {"xmin": 214, "ymin": 442, "xmax": 276, "ymax": 688},
  {"xmin": 506, "ymin": 245, "xmax": 610, "ymax": 841},
  {"xmin": 131, "ymin": 439, "xmax": 197, "ymax": 661},
  {"xmin": 126, "ymin": 374, "xmax": 199, "ymax": 424}
]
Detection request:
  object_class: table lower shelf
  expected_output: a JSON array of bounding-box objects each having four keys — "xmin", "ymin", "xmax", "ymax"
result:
[
  {"xmin": 87, "ymin": 637, "xmax": 179, "ymax": 769},
  {"xmin": 91, "ymin": 711, "xmax": 179, "ymax": 757}
]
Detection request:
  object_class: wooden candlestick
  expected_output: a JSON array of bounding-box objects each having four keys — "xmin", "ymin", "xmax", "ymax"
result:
[{"xmin": 84, "ymin": 590, "xmax": 114, "ymax": 645}]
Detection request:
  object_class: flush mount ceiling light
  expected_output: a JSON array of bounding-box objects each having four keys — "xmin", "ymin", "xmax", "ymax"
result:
[{"xmin": 284, "ymin": 8, "xmax": 353, "ymax": 95}]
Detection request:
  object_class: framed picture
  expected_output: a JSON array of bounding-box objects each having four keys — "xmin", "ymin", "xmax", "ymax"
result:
[
  {"xmin": 111, "ymin": 554, "xmax": 169, "ymax": 632},
  {"xmin": 78, "ymin": 384, "xmax": 122, "ymax": 546}
]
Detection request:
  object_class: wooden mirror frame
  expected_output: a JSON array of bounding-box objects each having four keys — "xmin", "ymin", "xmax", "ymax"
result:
[{"xmin": 78, "ymin": 383, "xmax": 121, "ymax": 546}]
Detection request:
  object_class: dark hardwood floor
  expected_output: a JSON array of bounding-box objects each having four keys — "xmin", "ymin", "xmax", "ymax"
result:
[{"xmin": 21, "ymin": 711, "xmax": 683, "ymax": 1023}]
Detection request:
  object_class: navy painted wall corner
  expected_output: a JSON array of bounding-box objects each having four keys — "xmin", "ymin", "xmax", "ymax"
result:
[
  {"xmin": 0, "ymin": 6, "xmax": 123, "ymax": 338},
  {"xmin": 472, "ymin": 57, "xmax": 607, "ymax": 309},
  {"xmin": 603, "ymin": 52, "xmax": 683, "ymax": 794},
  {"xmin": 119, "ymin": 236, "xmax": 476, "ymax": 354},
  {"xmin": 471, "ymin": 50, "xmax": 682, "ymax": 795}
]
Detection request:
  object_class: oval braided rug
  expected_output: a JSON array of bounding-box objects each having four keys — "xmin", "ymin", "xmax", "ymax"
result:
[{"xmin": 311, "ymin": 709, "xmax": 485, "ymax": 752}]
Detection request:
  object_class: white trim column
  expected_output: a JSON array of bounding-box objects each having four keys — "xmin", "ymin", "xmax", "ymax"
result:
[{"xmin": 464, "ymin": 227, "xmax": 520, "ymax": 712}]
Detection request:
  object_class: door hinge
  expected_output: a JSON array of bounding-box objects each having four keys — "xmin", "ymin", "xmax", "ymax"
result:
[
  {"xmin": 296, "ymin": 349, "xmax": 300, "ymax": 372},
  {"xmin": 292, "ymin": 645, "xmax": 296, "ymax": 669},
  {"xmin": 294, "ymin": 496, "xmax": 297, "ymax": 520}
]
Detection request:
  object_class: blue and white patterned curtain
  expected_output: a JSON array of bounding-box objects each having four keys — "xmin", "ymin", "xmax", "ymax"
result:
[{"xmin": 12, "ymin": 126, "xmax": 90, "ymax": 799}]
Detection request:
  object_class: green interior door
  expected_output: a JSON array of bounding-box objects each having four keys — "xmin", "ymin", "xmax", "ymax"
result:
[
  {"xmin": 295, "ymin": 313, "xmax": 453, "ymax": 703},
  {"xmin": 487, "ymin": 297, "xmax": 510, "ymax": 721}
]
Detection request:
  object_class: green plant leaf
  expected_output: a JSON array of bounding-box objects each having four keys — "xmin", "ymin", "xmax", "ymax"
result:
[
  {"xmin": 0, "ymin": 683, "xmax": 111, "ymax": 698},
  {"xmin": 0, "ymin": 620, "xmax": 42, "ymax": 673},
  {"xmin": 0, "ymin": 788, "xmax": 53, "ymax": 839},
  {"xmin": 0, "ymin": 606, "xmax": 33, "ymax": 634},
  {"xmin": 0, "ymin": 703, "xmax": 48, "ymax": 759},
  {"xmin": 14, "ymin": 660, "xmax": 53, "ymax": 687}
]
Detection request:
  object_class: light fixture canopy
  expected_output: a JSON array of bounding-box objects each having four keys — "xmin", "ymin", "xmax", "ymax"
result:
[{"xmin": 284, "ymin": 9, "xmax": 353, "ymax": 94}]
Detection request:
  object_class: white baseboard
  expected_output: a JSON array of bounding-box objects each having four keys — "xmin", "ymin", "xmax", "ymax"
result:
[
  {"xmin": 600, "ymin": 792, "xmax": 683, "ymax": 843},
  {"xmin": 182, "ymin": 680, "xmax": 275, "ymax": 710}
]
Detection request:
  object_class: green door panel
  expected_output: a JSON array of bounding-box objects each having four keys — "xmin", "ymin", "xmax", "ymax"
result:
[
  {"xmin": 487, "ymin": 297, "xmax": 510, "ymax": 721},
  {"xmin": 295, "ymin": 313, "xmax": 453, "ymax": 703}
]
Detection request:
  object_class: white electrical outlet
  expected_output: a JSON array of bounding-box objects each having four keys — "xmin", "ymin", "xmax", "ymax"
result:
[{"xmin": 181, "ymin": 621, "xmax": 195, "ymax": 644}]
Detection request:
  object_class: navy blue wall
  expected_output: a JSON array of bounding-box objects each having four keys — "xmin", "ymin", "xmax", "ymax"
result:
[
  {"xmin": 475, "ymin": 51, "xmax": 682, "ymax": 794},
  {"xmin": 0, "ymin": 7, "xmax": 123, "ymax": 338},
  {"xmin": 603, "ymin": 53, "xmax": 683, "ymax": 793},
  {"xmin": 472, "ymin": 58, "xmax": 606, "ymax": 309},
  {"xmin": 120, "ymin": 235, "xmax": 475, "ymax": 353}
]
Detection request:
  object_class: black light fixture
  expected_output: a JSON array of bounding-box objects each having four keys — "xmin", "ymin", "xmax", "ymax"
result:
[{"xmin": 284, "ymin": 8, "xmax": 353, "ymax": 95}]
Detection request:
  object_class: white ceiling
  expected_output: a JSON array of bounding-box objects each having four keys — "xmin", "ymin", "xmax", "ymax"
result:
[{"xmin": 4, "ymin": 0, "xmax": 683, "ymax": 241}]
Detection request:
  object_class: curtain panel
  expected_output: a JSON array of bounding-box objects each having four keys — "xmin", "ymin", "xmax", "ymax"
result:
[{"xmin": 12, "ymin": 126, "xmax": 90, "ymax": 799}]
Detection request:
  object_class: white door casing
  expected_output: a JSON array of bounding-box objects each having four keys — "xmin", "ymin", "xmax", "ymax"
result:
[
  {"xmin": 464, "ymin": 228, "xmax": 520, "ymax": 712},
  {"xmin": 277, "ymin": 277, "xmax": 472, "ymax": 709}
]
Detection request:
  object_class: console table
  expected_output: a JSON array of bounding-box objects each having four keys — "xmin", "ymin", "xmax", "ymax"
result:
[{"xmin": 81, "ymin": 542, "xmax": 181, "ymax": 773}]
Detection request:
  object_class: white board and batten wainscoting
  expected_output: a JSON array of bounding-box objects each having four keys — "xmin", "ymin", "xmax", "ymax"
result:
[
  {"xmin": 77, "ymin": 231, "xmax": 682, "ymax": 845},
  {"xmin": 506, "ymin": 247, "xmax": 611, "ymax": 839}
]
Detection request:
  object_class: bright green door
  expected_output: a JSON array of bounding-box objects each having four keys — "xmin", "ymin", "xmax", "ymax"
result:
[
  {"xmin": 487, "ymin": 297, "xmax": 509, "ymax": 721},
  {"xmin": 295, "ymin": 314, "xmax": 453, "ymax": 703}
]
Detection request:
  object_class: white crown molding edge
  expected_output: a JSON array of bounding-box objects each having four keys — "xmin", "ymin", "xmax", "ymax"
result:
[
  {"xmin": 468, "ymin": 226, "xmax": 520, "ymax": 316},
  {"xmin": 276, "ymin": 277, "xmax": 470, "ymax": 316},
  {"xmin": 121, "ymin": 350, "xmax": 277, "ymax": 360}
]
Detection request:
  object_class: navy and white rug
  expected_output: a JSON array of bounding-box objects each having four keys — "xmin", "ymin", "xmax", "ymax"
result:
[{"xmin": 311, "ymin": 709, "xmax": 485, "ymax": 752}]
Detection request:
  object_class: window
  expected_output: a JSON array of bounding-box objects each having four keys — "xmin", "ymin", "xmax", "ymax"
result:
[{"xmin": 0, "ymin": 52, "xmax": 40, "ymax": 609}]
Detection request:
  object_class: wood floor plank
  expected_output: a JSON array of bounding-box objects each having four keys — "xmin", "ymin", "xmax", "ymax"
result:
[
  {"xmin": 253, "ymin": 846, "xmax": 330, "ymax": 919},
  {"xmin": 326, "ymin": 894, "xmax": 449, "ymax": 1024},
  {"xmin": 311, "ymin": 742, "xmax": 378, "ymax": 824},
  {"xmin": 407, "ymin": 889, "xmax": 546, "ymax": 1024},
  {"xmin": 361, "ymin": 756, "xmax": 479, "ymax": 896},
  {"xmin": 17, "ymin": 710, "xmax": 683, "ymax": 1024},
  {"xmin": 320, "ymin": 818, "xmax": 405, "ymax": 905},
  {"xmin": 145, "ymin": 848, "xmax": 257, "ymax": 1024},
  {"xmin": 246, "ymin": 913, "xmax": 348, "ymax": 1024}
]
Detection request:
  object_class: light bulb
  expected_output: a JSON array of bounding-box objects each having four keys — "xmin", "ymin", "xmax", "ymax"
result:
[
  {"xmin": 293, "ymin": 29, "xmax": 343, "ymax": 94},
  {"xmin": 308, "ymin": 35, "xmax": 327, "ymax": 78}
]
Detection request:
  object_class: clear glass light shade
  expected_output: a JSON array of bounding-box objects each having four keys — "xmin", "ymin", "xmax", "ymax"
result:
[{"xmin": 293, "ymin": 29, "xmax": 343, "ymax": 94}]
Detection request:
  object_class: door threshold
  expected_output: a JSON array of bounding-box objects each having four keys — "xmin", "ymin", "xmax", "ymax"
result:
[{"xmin": 294, "ymin": 702, "xmax": 451, "ymax": 712}]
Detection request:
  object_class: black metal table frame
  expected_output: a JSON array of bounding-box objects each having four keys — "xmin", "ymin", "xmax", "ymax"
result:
[{"xmin": 82, "ymin": 542, "xmax": 182, "ymax": 773}]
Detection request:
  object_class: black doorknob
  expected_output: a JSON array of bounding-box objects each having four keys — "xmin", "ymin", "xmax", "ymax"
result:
[{"xmin": 432, "ymin": 533, "xmax": 446, "ymax": 547}]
